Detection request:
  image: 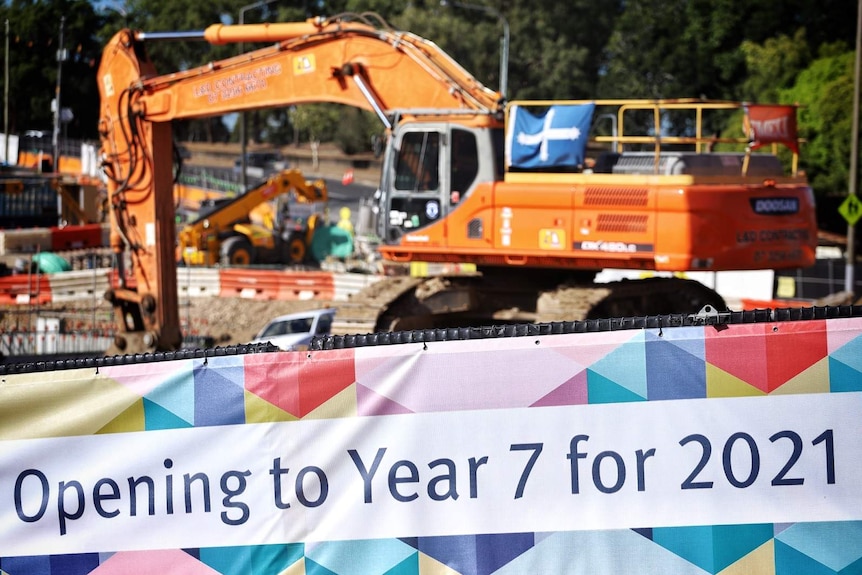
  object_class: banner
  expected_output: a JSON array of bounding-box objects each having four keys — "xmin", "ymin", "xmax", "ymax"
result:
[
  {"xmin": 743, "ymin": 104, "xmax": 799, "ymax": 154},
  {"xmin": 2, "ymin": 316, "xmax": 862, "ymax": 573},
  {"xmin": 506, "ymin": 103, "xmax": 595, "ymax": 169}
]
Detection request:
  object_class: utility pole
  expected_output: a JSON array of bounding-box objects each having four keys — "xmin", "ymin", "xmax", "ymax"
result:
[
  {"xmin": 847, "ymin": 0, "xmax": 861, "ymax": 294},
  {"xmin": 52, "ymin": 16, "xmax": 65, "ymax": 173},
  {"xmin": 4, "ymin": 19, "xmax": 9, "ymax": 165},
  {"xmin": 440, "ymin": 0, "xmax": 509, "ymax": 99}
]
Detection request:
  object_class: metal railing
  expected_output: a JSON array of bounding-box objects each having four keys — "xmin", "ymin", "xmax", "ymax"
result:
[
  {"xmin": 0, "ymin": 330, "xmax": 113, "ymax": 357},
  {"xmin": 777, "ymin": 260, "xmax": 862, "ymax": 300},
  {"xmin": 177, "ymin": 165, "xmax": 260, "ymax": 194}
]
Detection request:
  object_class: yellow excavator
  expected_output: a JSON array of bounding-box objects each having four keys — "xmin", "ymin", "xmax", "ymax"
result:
[{"xmin": 177, "ymin": 169, "xmax": 328, "ymax": 266}]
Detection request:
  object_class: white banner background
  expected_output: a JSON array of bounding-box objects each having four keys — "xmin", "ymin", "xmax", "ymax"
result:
[{"xmin": 2, "ymin": 392, "xmax": 861, "ymax": 556}]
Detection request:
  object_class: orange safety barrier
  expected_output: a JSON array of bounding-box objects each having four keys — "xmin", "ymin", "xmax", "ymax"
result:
[
  {"xmin": 57, "ymin": 155, "xmax": 83, "ymax": 176},
  {"xmin": 219, "ymin": 269, "xmax": 284, "ymax": 300},
  {"xmin": 14, "ymin": 267, "xmax": 342, "ymax": 304},
  {"xmin": 219, "ymin": 269, "xmax": 335, "ymax": 301},
  {"xmin": 17, "ymin": 151, "xmax": 52, "ymax": 172},
  {"xmin": 737, "ymin": 298, "xmax": 813, "ymax": 310},
  {"xmin": 277, "ymin": 271, "xmax": 335, "ymax": 300},
  {"xmin": 0, "ymin": 274, "xmax": 53, "ymax": 305}
]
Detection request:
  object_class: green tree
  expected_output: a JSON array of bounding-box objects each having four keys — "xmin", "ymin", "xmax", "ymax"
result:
[
  {"xmin": 290, "ymin": 103, "xmax": 342, "ymax": 145},
  {"xmin": 1, "ymin": 0, "xmax": 102, "ymax": 139},
  {"xmin": 125, "ymin": 0, "xmax": 235, "ymax": 67},
  {"xmin": 503, "ymin": 0, "xmax": 617, "ymax": 100},
  {"xmin": 2, "ymin": 0, "xmax": 851, "ymax": 154},
  {"xmin": 333, "ymin": 106, "xmax": 382, "ymax": 154},
  {"xmin": 398, "ymin": 0, "xmax": 616, "ymax": 100},
  {"xmin": 599, "ymin": 0, "xmax": 747, "ymax": 100},
  {"xmin": 794, "ymin": 0, "xmax": 857, "ymax": 49},
  {"xmin": 781, "ymin": 44, "xmax": 855, "ymax": 200},
  {"xmin": 705, "ymin": 29, "xmax": 813, "ymax": 166},
  {"xmin": 121, "ymin": 0, "xmax": 244, "ymax": 142},
  {"xmin": 739, "ymin": 29, "xmax": 812, "ymax": 103},
  {"xmin": 595, "ymin": 0, "xmax": 849, "ymax": 102},
  {"xmin": 394, "ymin": 4, "xmax": 501, "ymax": 94}
]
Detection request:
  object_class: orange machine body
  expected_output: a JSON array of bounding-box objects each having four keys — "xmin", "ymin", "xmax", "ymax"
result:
[
  {"xmin": 376, "ymin": 101, "xmax": 815, "ymax": 276},
  {"xmin": 380, "ymin": 166, "xmax": 816, "ymax": 272}
]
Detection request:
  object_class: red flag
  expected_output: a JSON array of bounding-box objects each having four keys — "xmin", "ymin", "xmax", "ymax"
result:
[{"xmin": 743, "ymin": 104, "xmax": 799, "ymax": 154}]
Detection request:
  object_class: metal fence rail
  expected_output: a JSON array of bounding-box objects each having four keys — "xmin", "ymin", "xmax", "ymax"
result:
[
  {"xmin": 0, "ymin": 330, "xmax": 112, "ymax": 357},
  {"xmin": 177, "ymin": 165, "xmax": 252, "ymax": 194},
  {"xmin": 776, "ymin": 260, "xmax": 862, "ymax": 300}
]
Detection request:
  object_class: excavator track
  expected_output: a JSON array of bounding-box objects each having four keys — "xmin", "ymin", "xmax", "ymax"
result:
[
  {"xmin": 332, "ymin": 271, "xmax": 728, "ymax": 335},
  {"xmin": 538, "ymin": 277, "xmax": 728, "ymax": 322},
  {"xmin": 331, "ymin": 275, "xmax": 425, "ymax": 335}
]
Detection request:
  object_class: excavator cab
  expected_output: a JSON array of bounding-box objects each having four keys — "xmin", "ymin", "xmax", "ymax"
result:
[{"xmin": 379, "ymin": 121, "xmax": 502, "ymax": 247}]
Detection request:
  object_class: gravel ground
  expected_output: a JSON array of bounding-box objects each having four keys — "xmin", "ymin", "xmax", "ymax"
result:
[
  {"xmin": 181, "ymin": 296, "xmax": 336, "ymax": 345},
  {"xmin": 0, "ymin": 295, "xmax": 338, "ymax": 347}
]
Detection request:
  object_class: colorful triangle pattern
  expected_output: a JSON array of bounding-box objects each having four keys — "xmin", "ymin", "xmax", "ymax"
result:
[{"xmin": 3, "ymin": 317, "xmax": 862, "ymax": 574}]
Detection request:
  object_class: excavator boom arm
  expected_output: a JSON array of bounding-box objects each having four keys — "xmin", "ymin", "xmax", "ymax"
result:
[{"xmin": 124, "ymin": 17, "xmax": 501, "ymax": 123}]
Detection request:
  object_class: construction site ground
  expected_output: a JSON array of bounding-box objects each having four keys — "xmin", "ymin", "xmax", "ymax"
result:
[
  {"xmin": 0, "ymin": 286, "xmax": 352, "ymax": 350},
  {"xmin": 187, "ymin": 297, "xmax": 346, "ymax": 346}
]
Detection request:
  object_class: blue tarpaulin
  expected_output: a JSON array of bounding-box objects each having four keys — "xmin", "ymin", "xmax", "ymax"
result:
[{"xmin": 506, "ymin": 103, "xmax": 595, "ymax": 169}]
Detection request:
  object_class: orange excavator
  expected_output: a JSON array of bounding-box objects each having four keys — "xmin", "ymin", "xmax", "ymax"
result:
[{"xmin": 98, "ymin": 12, "xmax": 817, "ymax": 354}]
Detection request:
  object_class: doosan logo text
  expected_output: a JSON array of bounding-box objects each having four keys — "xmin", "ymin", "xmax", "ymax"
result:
[{"xmin": 752, "ymin": 198, "xmax": 799, "ymax": 215}]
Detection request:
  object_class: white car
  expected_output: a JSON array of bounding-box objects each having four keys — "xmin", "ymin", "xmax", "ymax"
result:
[{"xmin": 249, "ymin": 308, "xmax": 336, "ymax": 351}]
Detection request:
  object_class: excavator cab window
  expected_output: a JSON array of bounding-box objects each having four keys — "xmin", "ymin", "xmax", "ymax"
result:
[
  {"xmin": 491, "ymin": 128, "xmax": 505, "ymax": 180},
  {"xmin": 394, "ymin": 132, "xmax": 440, "ymax": 192},
  {"xmin": 450, "ymin": 128, "xmax": 479, "ymax": 198}
]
